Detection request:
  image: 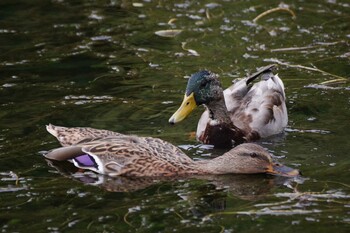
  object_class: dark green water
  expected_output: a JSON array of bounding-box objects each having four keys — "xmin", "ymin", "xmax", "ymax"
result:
[{"xmin": 0, "ymin": 0, "xmax": 349, "ymax": 232}]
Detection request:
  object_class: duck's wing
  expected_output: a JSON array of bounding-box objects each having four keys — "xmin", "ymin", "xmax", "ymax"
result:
[
  {"xmin": 224, "ymin": 64, "xmax": 277, "ymax": 112},
  {"xmin": 143, "ymin": 137, "xmax": 195, "ymax": 163},
  {"xmin": 44, "ymin": 136, "xmax": 195, "ymax": 177},
  {"xmin": 46, "ymin": 124, "xmax": 123, "ymax": 147},
  {"xmin": 231, "ymin": 73, "xmax": 288, "ymax": 139}
]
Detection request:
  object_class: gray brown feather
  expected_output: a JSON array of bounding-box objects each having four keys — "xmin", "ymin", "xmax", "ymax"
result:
[{"xmin": 46, "ymin": 124, "xmax": 123, "ymax": 146}]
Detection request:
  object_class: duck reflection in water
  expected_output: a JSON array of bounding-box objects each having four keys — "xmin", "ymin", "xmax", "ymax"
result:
[
  {"xmin": 45, "ymin": 158, "xmax": 302, "ymax": 218},
  {"xmin": 44, "ymin": 154, "xmax": 299, "ymax": 197}
]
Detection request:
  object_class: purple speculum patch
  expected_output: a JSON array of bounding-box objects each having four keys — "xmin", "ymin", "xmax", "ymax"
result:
[{"xmin": 73, "ymin": 154, "xmax": 97, "ymax": 168}]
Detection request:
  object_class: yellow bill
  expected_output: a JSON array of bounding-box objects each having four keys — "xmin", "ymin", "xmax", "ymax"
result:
[{"xmin": 169, "ymin": 93, "xmax": 197, "ymax": 124}]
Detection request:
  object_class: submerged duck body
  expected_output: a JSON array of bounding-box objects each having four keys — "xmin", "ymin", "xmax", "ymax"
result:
[
  {"xmin": 169, "ymin": 65, "xmax": 288, "ymax": 148},
  {"xmin": 44, "ymin": 124, "xmax": 298, "ymax": 177}
]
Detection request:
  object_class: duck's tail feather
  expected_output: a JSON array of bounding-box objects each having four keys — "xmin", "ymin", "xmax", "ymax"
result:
[
  {"xmin": 46, "ymin": 123, "xmax": 59, "ymax": 138},
  {"xmin": 245, "ymin": 64, "xmax": 276, "ymax": 85},
  {"xmin": 46, "ymin": 124, "xmax": 123, "ymax": 147},
  {"xmin": 46, "ymin": 124, "xmax": 76, "ymax": 147}
]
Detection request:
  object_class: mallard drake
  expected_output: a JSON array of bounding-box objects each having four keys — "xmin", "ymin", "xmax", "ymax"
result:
[
  {"xmin": 169, "ymin": 64, "xmax": 288, "ymax": 148},
  {"xmin": 44, "ymin": 124, "xmax": 298, "ymax": 177}
]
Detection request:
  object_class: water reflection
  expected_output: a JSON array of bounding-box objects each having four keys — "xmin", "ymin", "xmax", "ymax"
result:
[
  {"xmin": 0, "ymin": 171, "xmax": 27, "ymax": 193},
  {"xmin": 0, "ymin": 0, "xmax": 349, "ymax": 231},
  {"xmin": 45, "ymin": 158, "xmax": 297, "ymax": 199}
]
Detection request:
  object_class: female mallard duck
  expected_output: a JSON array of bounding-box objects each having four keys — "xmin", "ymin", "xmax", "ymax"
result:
[
  {"xmin": 44, "ymin": 124, "xmax": 298, "ymax": 177},
  {"xmin": 169, "ymin": 64, "xmax": 288, "ymax": 148}
]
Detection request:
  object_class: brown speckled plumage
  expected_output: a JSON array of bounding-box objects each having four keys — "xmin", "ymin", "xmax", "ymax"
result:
[
  {"xmin": 46, "ymin": 124, "xmax": 122, "ymax": 146},
  {"xmin": 44, "ymin": 125, "xmax": 299, "ymax": 178}
]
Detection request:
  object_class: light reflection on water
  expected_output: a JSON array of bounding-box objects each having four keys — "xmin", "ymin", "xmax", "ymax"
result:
[{"xmin": 0, "ymin": 0, "xmax": 349, "ymax": 232}]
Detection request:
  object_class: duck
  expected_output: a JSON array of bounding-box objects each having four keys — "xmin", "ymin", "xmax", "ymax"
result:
[
  {"xmin": 169, "ymin": 64, "xmax": 288, "ymax": 148},
  {"xmin": 43, "ymin": 124, "xmax": 298, "ymax": 177}
]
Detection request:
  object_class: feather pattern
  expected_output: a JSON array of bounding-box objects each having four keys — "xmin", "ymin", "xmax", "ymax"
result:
[
  {"xmin": 46, "ymin": 124, "xmax": 122, "ymax": 146},
  {"xmin": 44, "ymin": 125, "xmax": 299, "ymax": 177},
  {"xmin": 191, "ymin": 65, "xmax": 288, "ymax": 147}
]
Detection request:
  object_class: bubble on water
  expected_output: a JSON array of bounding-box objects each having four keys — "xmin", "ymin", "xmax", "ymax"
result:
[{"xmin": 2, "ymin": 83, "xmax": 16, "ymax": 88}]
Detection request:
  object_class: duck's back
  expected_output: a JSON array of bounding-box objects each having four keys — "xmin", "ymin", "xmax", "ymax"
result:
[
  {"xmin": 45, "ymin": 127, "xmax": 199, "ymax": 176},
  {"xmin": 227, "ymin": 73, "xmax": 287, "ymax": 139}
]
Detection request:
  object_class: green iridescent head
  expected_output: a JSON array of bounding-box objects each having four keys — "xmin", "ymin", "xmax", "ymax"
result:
[
  {"xmin": 169, "ymin": 70, "xmax": 222, "ymax": 124},
  {"xmin": 185, "ymin": 70, "xmax": 222, "ymax": 105}
]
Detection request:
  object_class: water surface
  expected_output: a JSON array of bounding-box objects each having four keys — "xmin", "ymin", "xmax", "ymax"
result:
[{"xmin": 0, "ymin": 0, "xmax": 349, "ymax": 232}]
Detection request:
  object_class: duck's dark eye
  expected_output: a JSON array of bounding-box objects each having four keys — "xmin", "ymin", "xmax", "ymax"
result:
[
  {"xmin": 200, "ymin": 82, "xmax": 207, "ymax": 88},
  {"xmin": 250, "ymin": 153, "xmax": 258, "ymax": 158}
]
